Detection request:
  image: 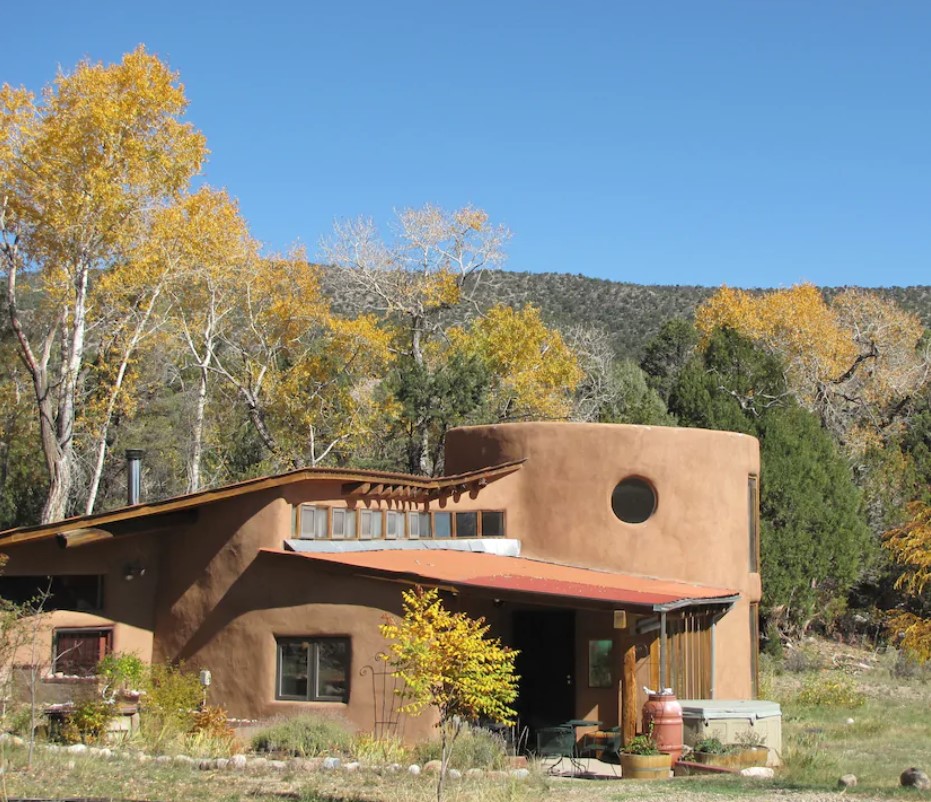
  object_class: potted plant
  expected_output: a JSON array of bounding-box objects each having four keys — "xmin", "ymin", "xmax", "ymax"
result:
[
  {"xmin": 690, "ymin": 736, "xmax": 741, "ymax": 768},
  {"xmin": 619, "ymin": 730, "xmax": 673, "ymax": 780},
  {"xmin": 732, "ymin": 730, "xmax": 768, "ymax": 767}
]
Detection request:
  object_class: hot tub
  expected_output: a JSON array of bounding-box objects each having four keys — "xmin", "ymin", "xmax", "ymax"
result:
[{"xmin": 678, "ymin": 700, "xmax": 782, "ymax": 766}]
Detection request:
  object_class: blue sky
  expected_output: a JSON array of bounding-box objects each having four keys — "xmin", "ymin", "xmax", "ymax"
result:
[{"xmin": 3, "ymin": 1, "xmax": 930, "ymax": 288}]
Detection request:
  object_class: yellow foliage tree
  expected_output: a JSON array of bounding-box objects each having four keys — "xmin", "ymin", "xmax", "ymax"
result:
[
  {"xmin": 214, "ymin": 252, "xmax": 392, "ymax": 471},
  {"xmin": 449, "ymin": 304, "xmax": 584, "ymax": 420},
  {"xmin": 380, "ymin": 587, "xmax": 517, "ymax": 801},
  {"xmin": 323, "ymin": 205, "xmax": 510, "ymax": 474},
  {"xmin": 0, "ymin": 47, "xmax": 206, "ymax": 521},
  {"xmin": 695, "ymin": 284, "xmax": 930, "ymax": 451},
  {"xmin": 159, "ymin": 187, "xmax": 258, "ymax": 492},
  {"xmin": 884, "ymin": 501, "xmax": 931, "ymax": 661}
]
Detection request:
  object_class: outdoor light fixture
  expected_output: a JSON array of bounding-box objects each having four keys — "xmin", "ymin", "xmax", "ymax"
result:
[{"xmin": 123, "ymin": 561, "xmax": 146, "ymax": 581}]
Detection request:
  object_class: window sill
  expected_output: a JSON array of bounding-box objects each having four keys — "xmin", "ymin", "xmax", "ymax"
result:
[{"xmin": 43, "ymin": 674, "xmax": 99, "ymax": 684}]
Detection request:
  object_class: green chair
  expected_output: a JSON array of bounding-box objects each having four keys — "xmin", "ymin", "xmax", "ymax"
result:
[{"xmin": 535, "ymin": 724, "xmax": 576, "ymax": 758}]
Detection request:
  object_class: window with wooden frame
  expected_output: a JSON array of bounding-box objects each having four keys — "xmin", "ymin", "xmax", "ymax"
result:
[
  {"xmin": 359, "ymin": 509, "xmax": 382, "ymax": 540},
  {"xmin": 295, "ymin": 505, "xmax": 507, "ymax": 540},
  {"xmin": 276, "ymin": 637, "xmax": 350, "ymax": 702},
  {"xmin": 748, "ymin": 475, "xmax": 760, "ymax": 572},
  {"xmin": 331, "ymin": 508, "xmax": 356, "ymax": 539},
  {"xmin": 481, "ymin": 511, "xmax": 506, "ymax": 537},
  {"xmin": 407, "ymin": 511, "xmax": 430, "ymax": 539},
  {"xmin": 385, "ymin": 510, "xmax": 404, "ymax": 540},
  {"xmin": 298, "ymin": 505, "xmax": 328, "ymax": 539},
  {"xmin": 455, "ymin": 511, "xmax": 478, "ymax": 538},
  {"xmin": 433, "ymin": 511, "xmax": 453, "ymax": 538},
  {"xmin": 53, "ymin": 628, "xmax": 113, "ymax": 677}
]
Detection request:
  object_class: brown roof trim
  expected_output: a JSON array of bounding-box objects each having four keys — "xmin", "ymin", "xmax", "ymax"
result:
[{"xmin": 0, "ymin": 459, "xmax": 526, "ymax": 547}]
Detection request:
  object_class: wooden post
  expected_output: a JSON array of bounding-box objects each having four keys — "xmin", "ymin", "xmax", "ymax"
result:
[{"xmin": 622, "ymin": 642, "xmax": 637, "ymax": 744}]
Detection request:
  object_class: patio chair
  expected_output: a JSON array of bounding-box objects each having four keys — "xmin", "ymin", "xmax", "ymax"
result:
[{"xmin": 535, "ymin": 724, "xmax": 576, "ymax": 758}]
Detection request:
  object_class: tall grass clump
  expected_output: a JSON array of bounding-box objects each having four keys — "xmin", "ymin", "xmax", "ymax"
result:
[
  {"xmin": 251, "ymin": 714, "xmax": 353, "ymax": 757},
  {"xmin": 796, "ymin": 673, "xmax": 865, "ymax": 708},
  {"xmin": 413, "ymin": 726, "xmax": 509, "ymax": 770},
  {"xmin": 351, "ymin": 732, "xmax": 410, "ymax": 765}
]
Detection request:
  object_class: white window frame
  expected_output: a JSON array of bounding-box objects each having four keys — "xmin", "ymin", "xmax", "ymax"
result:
[
  {"xmin": 299, "ymin": 505, "xmax": 328, "ymax": 539},
  {"xmin": 385, "ymin": 510, "xmax": 404, "ymax": 540},
  {"xmin": 331, "ymin": 508, "xmax": 356, "ymax": 540},
  {"xmin": 359, "ymin": 509, "xmax": 383, "ymax": 540}
]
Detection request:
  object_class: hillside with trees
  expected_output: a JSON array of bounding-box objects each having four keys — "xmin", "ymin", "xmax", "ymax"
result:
[{"xmin": 2, "ymin": 48, "xmax": 931, "ymax": 659}]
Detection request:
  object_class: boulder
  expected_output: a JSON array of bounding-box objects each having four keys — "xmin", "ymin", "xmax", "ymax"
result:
[
  {"xmin": 423, "ymin": 760, "xmax": 442, "ymax": 774},
  {"xmin": 838, "ymin": 774, "xmax": 857, "ymax": 788},
  {"xmin": 900, "ymin": 768, "xmax": 931, "ymax": 790},
  {"xmin": 740, "ymin": 766, "xmax": 774, "ymax": 779}
]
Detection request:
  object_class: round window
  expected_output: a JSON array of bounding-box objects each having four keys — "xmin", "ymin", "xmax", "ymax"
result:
[{"xmin": 611, "ymin": 477, "xmax": 656, "ymax": 524}]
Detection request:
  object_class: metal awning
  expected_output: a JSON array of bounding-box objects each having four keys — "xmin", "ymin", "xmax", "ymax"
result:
[{"xmin": 261, "ymin": 547, "xmax": 739, "ymax": 612}]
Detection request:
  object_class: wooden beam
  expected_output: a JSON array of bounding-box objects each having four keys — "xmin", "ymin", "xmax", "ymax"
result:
[
  {"xmin": 622, "ymin": 642, "xmax": 638, "ymax": 744},
  {"xmin": 56, "ymin": 528, "xmax": 114, "ymax": 550},
  {"xmin": 342, "ymin": 482, "xmax": 372, "ymax": 497}
]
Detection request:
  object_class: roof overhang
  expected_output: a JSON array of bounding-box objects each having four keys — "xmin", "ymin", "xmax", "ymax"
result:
[
  {"xmin": 0, "ymin": 460, "xmax": 525, "ymax": 548},
  {"xmin": 260, "ymin": 547, "xmax": 740, "ymax": 613}
]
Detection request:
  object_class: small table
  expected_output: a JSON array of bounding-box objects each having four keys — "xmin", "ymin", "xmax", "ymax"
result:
[{"xmin": 564, "ymin": 719, "xmax": 602, "ymax": 773}]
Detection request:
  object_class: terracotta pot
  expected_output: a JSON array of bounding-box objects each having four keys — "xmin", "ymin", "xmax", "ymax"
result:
[{"xmin": 619, "ymin": 752, "xmax": 673, "ymax": 780}]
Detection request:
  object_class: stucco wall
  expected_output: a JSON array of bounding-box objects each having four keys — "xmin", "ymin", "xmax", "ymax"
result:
[
  {"xmin": 1, "ymin": 533, "xmax": 161, "ymax": 673},
  {"xmin": 443, "ymin": 422, "xmax": 762, "ymax": 699}
]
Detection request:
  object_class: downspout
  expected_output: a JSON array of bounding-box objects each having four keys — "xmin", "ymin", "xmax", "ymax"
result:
[
  {"xmin": 710, "ymin": 613, "xmax": 718, "ymax": 699},
  {"xmin": 659, "ymin": 610, "xmax": 667, "ymax": 690}
]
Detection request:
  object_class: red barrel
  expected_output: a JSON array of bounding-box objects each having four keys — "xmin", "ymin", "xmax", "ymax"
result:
[{"xmin": 642, "ymin": 692, "xmax": 683, "ymax": 763}]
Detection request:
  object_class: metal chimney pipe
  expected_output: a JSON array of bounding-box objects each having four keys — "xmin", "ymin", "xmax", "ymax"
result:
[{"xmin": 126, "ymin": 449, "xmax": 144, "ymax": 506}]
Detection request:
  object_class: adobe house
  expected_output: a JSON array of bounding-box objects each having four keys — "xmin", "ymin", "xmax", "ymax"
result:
[{"xmin": 0, "ymin": 422, "xmax": 761, "ymax": 745}]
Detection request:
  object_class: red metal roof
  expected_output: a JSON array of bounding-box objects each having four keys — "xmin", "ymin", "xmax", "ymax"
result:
[{"xmin": 261, "ymin": 548, "xmax": 739, "ymax": 610}]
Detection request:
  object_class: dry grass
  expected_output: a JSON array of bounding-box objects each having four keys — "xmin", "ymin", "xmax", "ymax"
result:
[{"xmin": 1, "ymin": 640, "xmax": 929, "ymax": 801}]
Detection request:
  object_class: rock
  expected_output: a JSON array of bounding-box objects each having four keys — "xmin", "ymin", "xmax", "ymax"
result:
[
  {"xmin": 66, "ymin": 743, "xmax": 88, "ymax": 754},
  {"xmin": 215, "ymin": 758, "xmax": 229, "ymax": 770},
  {"xmin": 465, "ymin": 768, "xmax": 484, "ymax": 779},
  {"xmin": 198, "ymin": 758, "xmax": 216, "ymax": 770},
  {"xmin": 173, "ymin": 754, "xmax": 195, "ymax": 766},
  {"xmin": 838, "ymin": 774, "xmax": 858, "ymax": 788},
  {"xmin": 343, "ymin": 761, "xmax": 360, "ymax": 772},
  {"xmin": 510, "ymin": 768, "xmax": 530, "ymax": 780},
  {"xmin": 247, "ymin": 757, "xmax": 268, "ymax": 771},
  {"xmin": 99, "ymin": 748, "xmax": 113, "ymax": 759},
  {"xmin": 845, "ymin": 717, "xmax": 855, "ymax": 725},
  {"xmin": 8, "ymin": 736, "xmax": 24, "ymax": 747},
  {"xmin": 900, "ymin": 768, "xmax": 931, "ymax": 790},
  {"xmin": 269, "ymin": 759, "xmax": 288, "ymax": 771},
  {"xmin": 88, "ymin": 747, "xmax": 103, "ymax": 757},
  {"xmin": 423, "ymin": 760, "xmax": 442, "ymax": 774},
  {"xmin": 384, "ymin": 762, "xmax": 401, "ymax": 774},
  {"xmin": 447, "ymin": 768, "xmax": 462, "ymax": 780},
  {"xmin": 229, "ymin": 754, "xmax": 248, "ymax": 770},
  {"xmin": 408, "ymin": 763, "xmax": 421, "ymax": 776},
  {"xmin": 740, "ymin": 767, "xmax": 774, "ymax": 779},
  {"xmin": 322, "ymin": 756, "xmax": 341, "ymax": 770},
  {"xmin": 155, "ymin": 754, "xmax": 172, "ymax": 764}
]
